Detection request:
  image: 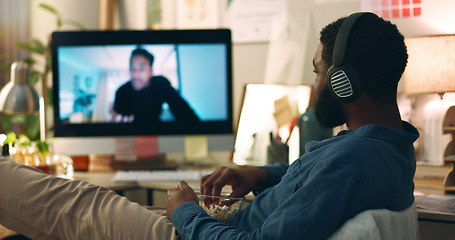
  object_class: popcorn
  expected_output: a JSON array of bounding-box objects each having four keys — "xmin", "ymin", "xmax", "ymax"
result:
[
  {"xmin": 200, "ymin": 201, "xmax": 242, "ymax": 223},
  {"xmin": 197, "ymin": 193, "xmax": 245, "ymax": 223}
]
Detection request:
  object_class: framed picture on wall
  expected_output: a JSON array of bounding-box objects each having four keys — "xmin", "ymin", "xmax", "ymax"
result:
[{"xmin": 176, "ymin": 0, "xmax": 219, "ymax": 29}]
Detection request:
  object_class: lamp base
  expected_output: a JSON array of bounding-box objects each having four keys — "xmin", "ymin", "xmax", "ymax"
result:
[{"xmin": 422, "ymin": 99, "xmax": 455, "ymax": 165}]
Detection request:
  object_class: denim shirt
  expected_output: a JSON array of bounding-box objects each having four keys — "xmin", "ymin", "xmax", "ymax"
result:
[{"xmin": 172, "ymin": 122, "xmax": 419, "ymax": 240}]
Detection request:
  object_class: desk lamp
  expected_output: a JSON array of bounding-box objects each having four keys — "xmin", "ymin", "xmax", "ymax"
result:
[
  {"xmin": 403, "ymin": 35, "xmax": 455, "ymax": 165},
  {"xmin": 0, "ymin": 61, "xmax": 41, "ymax": 139}
]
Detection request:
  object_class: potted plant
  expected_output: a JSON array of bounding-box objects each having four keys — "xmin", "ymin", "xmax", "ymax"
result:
[{"xmin": 1, "ymin": 3, "xmax": 85, "ymax": 141}]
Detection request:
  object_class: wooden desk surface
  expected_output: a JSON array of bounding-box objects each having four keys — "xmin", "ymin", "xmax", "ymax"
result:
[{"xmin": 73, "ymin": 171, "xmax": 455, "ymax": 222}]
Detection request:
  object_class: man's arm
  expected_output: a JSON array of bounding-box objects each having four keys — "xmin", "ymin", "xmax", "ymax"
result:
[
  {"xmin": 170, "ymin": 160, "xmax": 363, "ymax": 240},
  {"xmin": 166, "ymin": 163, "xmax": 287, "ymax": 220},
  {"xmin": 156, "ymin": 76, "xmax": 200, "ymax": 123}
]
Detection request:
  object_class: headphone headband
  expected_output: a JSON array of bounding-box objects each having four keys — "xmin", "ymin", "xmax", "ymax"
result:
[
  {"xmin": 331, "ymin": 12, "xmax": 369, "ymax": 67},
  {"xmin": 326, "ymin": 12, "xmax": 377, "ymax": 103}
]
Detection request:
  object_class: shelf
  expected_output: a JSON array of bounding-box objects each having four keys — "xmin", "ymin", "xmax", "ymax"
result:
[
  {"xmin": 443, "ymin": 127, "xmax": 455, "ymax": 133},
  {"xmin": 439, "ymin": 107, "xmax": 455, "ymax": 193}
]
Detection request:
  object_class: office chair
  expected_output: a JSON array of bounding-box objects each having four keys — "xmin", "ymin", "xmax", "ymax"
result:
[{"xmin": 329, "ymin": 203, "xmax": 419, "ymax": 240}]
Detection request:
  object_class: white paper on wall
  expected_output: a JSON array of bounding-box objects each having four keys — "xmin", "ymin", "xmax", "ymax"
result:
[
  {"xmin": 229, "ymin": 0, "xmax": 288, "ymax": 43},
  {"xmin": 263, "ymin": 8, "xmax": 318, "ymax": 86}
]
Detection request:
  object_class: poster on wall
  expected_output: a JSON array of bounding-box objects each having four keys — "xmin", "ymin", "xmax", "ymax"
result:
[
  {"xmin": 361, "ymin": 0, "xmax": 455, "ymax": 37},
  {"xmin": 176, "ymin": 0, "xmax": 219, "ymax": 29},
  {"xmin": 147, "ymin": 0, "xmax": 162, "ymax": 29},
  {"xmin": 229, "ymin": 0, "xmax": 288, "ymax": 43}
]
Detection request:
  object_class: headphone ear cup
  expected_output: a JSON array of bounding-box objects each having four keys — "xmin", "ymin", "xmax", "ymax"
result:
[{"xmin": 326, "ymin": 63, "xmax": 361, "ymax": 103}]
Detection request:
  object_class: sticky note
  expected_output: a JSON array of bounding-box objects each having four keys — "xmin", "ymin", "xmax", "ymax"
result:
[
  {"xmin": 115, "ymin": 137, "xmax": 137, "ymax": 161},
  {"xmin": 136, "ymin": 135, "xmax": 158, "ymax": 159},
  {"xmin": 273, "ymin": 95, "xmax": 294, "ymax": 128},
  {"xmin": 184, "ymin": 135, "xmax": 209, "ymax": 160}
]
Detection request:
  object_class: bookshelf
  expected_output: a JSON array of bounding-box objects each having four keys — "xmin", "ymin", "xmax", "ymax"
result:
[
  {"xmin": 414, "ymin": 106, "xmax": 455, "ymax": 195},
  {"xmin": 443, "ymin": 106, "xmax": 455, "ymax": 194}
]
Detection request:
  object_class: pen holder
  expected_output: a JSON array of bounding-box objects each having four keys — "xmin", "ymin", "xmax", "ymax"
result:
[{"xmin": 267, "ymin": 141, "xmax": 289, "ymax": 165}]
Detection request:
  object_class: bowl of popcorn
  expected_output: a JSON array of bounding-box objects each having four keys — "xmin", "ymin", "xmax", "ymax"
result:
[{"xmin": 197, "ymin": 192, "xmax": 245, "ymax": 223}]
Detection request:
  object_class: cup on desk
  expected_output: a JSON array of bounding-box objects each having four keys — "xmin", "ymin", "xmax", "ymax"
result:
[
  {"xmin": 72, "ymin": 155, "xmax": 89, "ymax": 171},
  {"xmin": 267, "ymin": 140, "xmax": 289, "ymax": 165}
]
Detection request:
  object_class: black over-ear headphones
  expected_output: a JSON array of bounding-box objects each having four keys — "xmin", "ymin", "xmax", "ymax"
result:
[{"xmin": 326, "ymin": 12, "xmax": 375, "ymax": 103}]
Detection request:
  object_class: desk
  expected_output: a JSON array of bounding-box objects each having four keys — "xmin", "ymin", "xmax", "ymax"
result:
[
  {"xmin": 73, "ymin": 171, "xmax": 455, "ymax": 239},
  {"xmin": 418, "ymin": 209, "xmax": 455, "ymax": 240}
]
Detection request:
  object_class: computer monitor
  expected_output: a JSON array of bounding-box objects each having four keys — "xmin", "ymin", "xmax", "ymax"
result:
[{"xmin": 51, "ymin": 29, "xmax": 234, "ymax": 155}]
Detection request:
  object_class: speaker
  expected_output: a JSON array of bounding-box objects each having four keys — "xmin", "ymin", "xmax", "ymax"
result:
[{"xmin": 326, "ymin": 12, "xmax": 373, "ymax": 103}]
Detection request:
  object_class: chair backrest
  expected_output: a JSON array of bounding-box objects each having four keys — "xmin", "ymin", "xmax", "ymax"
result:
[{"xmin": 328, "ymin": 203, "xmax": 419, "ymax": 240}]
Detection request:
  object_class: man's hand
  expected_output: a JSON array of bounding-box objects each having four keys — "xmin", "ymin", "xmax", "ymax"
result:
[
  {"xmin": 200, "ymin": 166, "xmax": 268, "ymax": 198},
  {"xmin": 166, "ymin": 181, "xmax": 198, "ymax": 220}
]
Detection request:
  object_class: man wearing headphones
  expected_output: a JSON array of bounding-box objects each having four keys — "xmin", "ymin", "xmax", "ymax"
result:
[
  {"xmin": 0, "ymin": 12, "xmax": 418, "ymax": 239},
  {"xmin": 168, "ymin": 12, "xmax": 418, "ymax": 239}
]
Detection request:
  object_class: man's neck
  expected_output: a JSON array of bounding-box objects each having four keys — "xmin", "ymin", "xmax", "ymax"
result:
[{"xmin": 344, "ymin": 98, "xmax": 403, "ymax": 131}]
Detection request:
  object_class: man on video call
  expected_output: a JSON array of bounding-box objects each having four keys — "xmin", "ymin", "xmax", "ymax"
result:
[
  {"xmin": 0, "ymin": 12, "xmax": 419, "ymax": 239},
  {"xmin": 112, "ymin": 48, "xmax": 200, "ymax": 124}
]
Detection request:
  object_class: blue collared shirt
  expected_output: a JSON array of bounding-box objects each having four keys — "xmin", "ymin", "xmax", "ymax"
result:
[{"xmin": 172, "ymin": 122, "xmax": 419, "ymax": 240}]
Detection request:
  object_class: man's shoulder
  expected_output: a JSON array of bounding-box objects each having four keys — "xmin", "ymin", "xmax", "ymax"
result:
[
  {"xmin": 151, "ymin": 75, "xmax": 171, "ymax": 84},
  {"xmin": 149, "ymin": 76, "xmax": 173, "ymax": 88},
  {"xmin": 116, "ymin": 81, "xmax": 133, "ymax": 93}
]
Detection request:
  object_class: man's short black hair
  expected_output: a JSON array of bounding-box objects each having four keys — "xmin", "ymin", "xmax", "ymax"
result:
[
  {"xmin": 130, "ymin": 48, "xmax": 155, "ymax": 67},
  {"xmin": 320, "ymin": 13, "xmax": 408, "ymax": 105}
]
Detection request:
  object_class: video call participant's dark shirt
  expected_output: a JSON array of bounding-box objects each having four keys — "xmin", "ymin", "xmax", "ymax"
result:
[{"xmin": 113, "ymin": 76, "xmax": 199, "ymax": 124}]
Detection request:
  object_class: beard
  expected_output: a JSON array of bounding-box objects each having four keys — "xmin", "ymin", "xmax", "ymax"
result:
[{"xmin": 314, "ymin": 86, "xmax": 346, "ymax": 128}]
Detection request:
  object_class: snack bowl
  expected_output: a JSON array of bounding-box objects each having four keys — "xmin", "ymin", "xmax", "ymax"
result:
[{"xmin": 196, "ymin": 192, "xmax": 245, "ymax": 223}]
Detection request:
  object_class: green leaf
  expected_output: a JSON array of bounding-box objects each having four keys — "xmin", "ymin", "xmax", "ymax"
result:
[
  {"xmin": 15, "ymin": 42, "xmax": 36, "ymax": 53},
  {"xmin": 22, "ymin": 58, "xmax": 37, "ymax": 66},
  {"xmin": 18, "ymin": 134, "xmax": 31, "ymax": 147},
  {"xmin": 15, "ymin": 41, "xmax": 45, "ymax": 55},
  {"xmin": 30, "ymin": 38, "xmax": 46, "ymax": 54},
  {"xmin": 2, "ymin": 115, "xmax": 12, "ymax": 131},
  {"xmin": 36, "ymin": 140, "xmax": 49, "ymax": 154},
  {"xmin": 39, "ymin": 3, "xmax": 60, "ymax": 17},
  {"xmin": 63, "ymin": 19, "xmax": 86, "ymax": 31},
  {"xmin": 29, "ymin": 72, "xmax": 41, "ymax": 86},
  {"xmin": 26, "ymin": 114, "xmax": 40, "ymax": 141},
  {"xmin": 4, "ymin": 132, "xmax": 17, "ymax": 144},
  {"xmin": 57, "ymin": 18, "xmax": 62, "ymax": 28}
]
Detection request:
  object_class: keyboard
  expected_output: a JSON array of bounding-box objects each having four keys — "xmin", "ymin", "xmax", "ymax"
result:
[{"xmin": 112, "ymin": 169, "xmax": 213, "ymax": 182}]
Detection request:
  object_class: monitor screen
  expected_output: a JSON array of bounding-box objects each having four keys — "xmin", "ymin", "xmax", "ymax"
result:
[{"xmin": 51, "ymin": 29, "xmax": 233, "ymax": 137}]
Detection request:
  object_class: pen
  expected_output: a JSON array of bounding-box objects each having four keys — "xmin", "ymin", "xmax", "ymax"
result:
[{"xmin": 285, "ymin": 117, "xmax": 299, "ymax": 144}]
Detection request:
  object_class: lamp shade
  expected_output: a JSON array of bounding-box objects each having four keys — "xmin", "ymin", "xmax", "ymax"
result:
[
  {"xmin": 403, "ymin": 35, "xmax": 455, "ymax": 94},
  {"xmin": 0, "ymin": 61, "xmax": 39, "ymax": 114}
]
